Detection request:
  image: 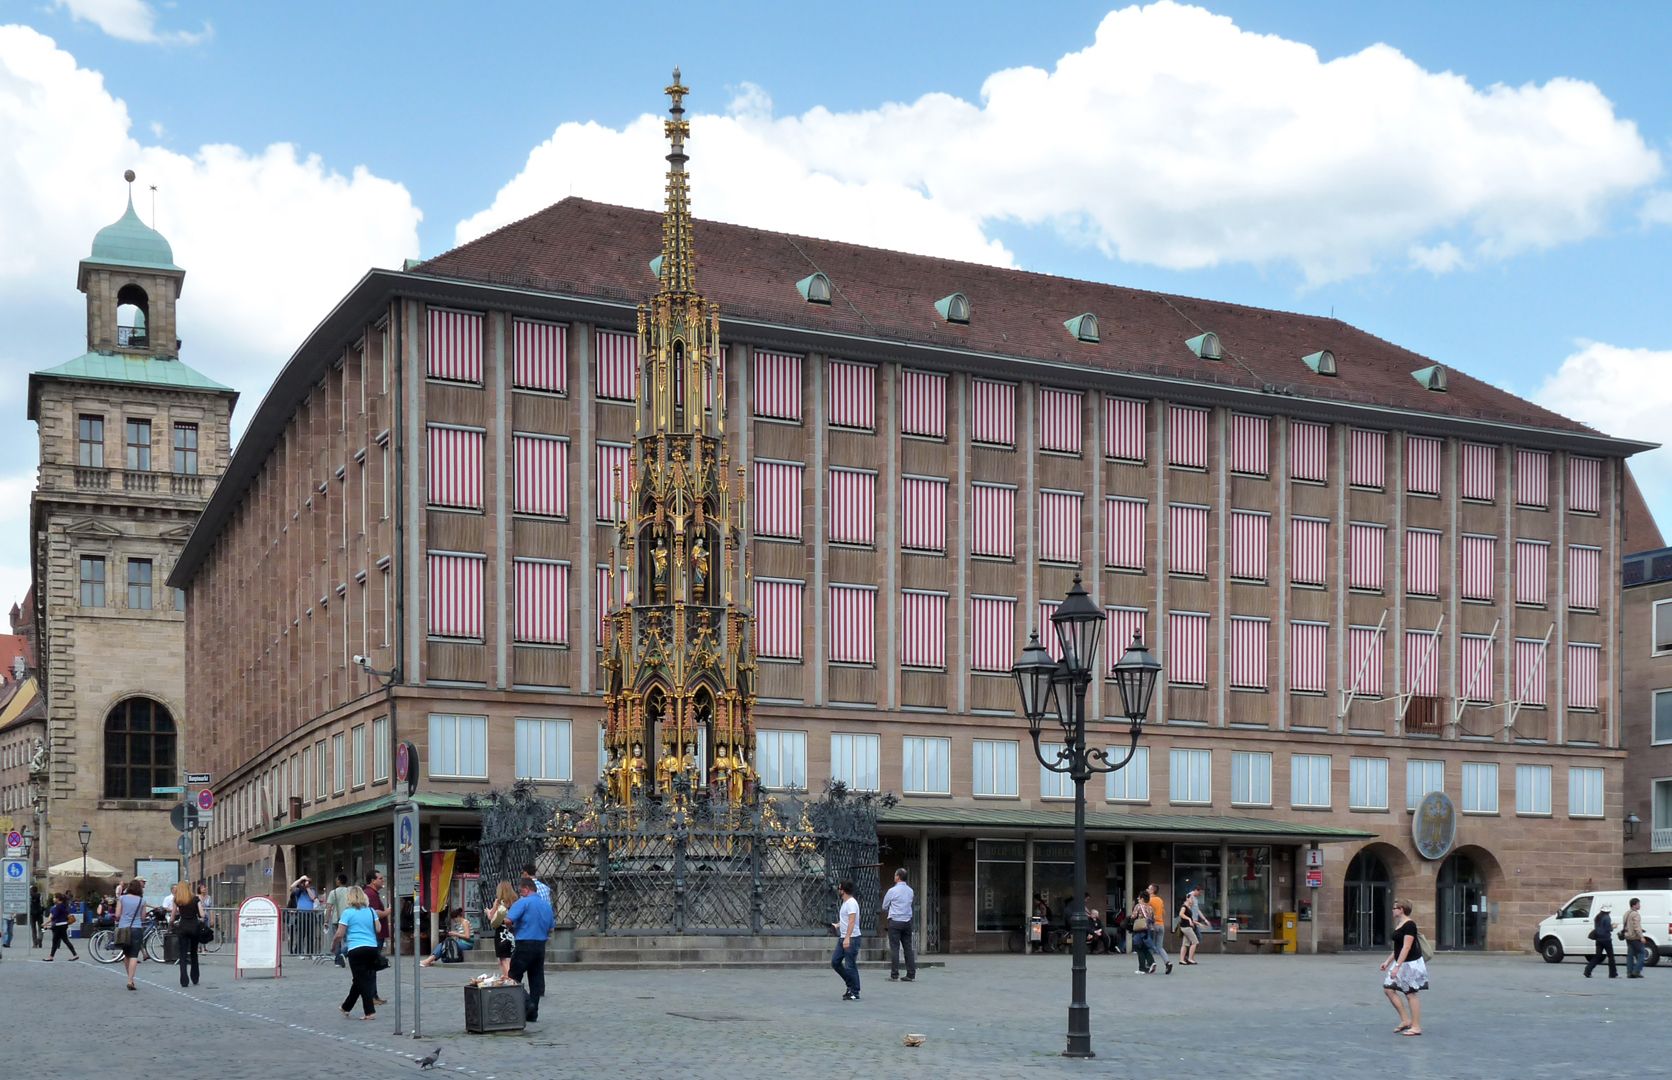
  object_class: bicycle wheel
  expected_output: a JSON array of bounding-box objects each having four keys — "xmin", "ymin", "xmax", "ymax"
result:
[
  {"xmin": 143, "ymin": 929, "xmax": 166, "ymax": 963},
  {"xmin": 90, "ymin": 930, "xmax": 121, "ymax": 964},
  {"xmin": 201, "ymin": 932, "xmax": 222, "ymax": 954}
]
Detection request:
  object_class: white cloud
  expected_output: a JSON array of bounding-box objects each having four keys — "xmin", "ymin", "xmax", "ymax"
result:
[
  {"xmin": 53, "ymin": 0, "xmax": 208, "ymax": 45},
  {"xmin": 460, "ymin": 1, "xmax": 1659, "ymax": 285},
  {"xmin": 0, "ymin": 470, "xmax": 33, "ymax": 617},
  {"xmin": 1535, "ymin": 341, "xmax": 1672, "ymax": 524},
  {"xmin": 1408, "ymin": 241, "xmax": 1466, "ymax": 275},
  {"xmin": 1641, "ymin": 190, "xmax": 1672, "ymax": 226}
]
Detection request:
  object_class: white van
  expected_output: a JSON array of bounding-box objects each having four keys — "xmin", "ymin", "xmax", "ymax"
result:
[{"xmin": 1534, "ymin": 890, "xmax": 1671, "ymax": 964}]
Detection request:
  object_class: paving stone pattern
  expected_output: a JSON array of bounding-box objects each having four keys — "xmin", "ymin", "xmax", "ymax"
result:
[{"xmin": 0, "ymin": 942, "xmax": 1662, "ymax": 1079}]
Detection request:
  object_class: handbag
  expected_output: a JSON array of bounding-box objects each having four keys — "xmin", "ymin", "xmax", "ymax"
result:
[
  {"xmin": 372, "ymin": 951, "xmax": 391, "ymax": 971},
  {"xmin": 194, "ymin": 923, "xmax": 215, "ymax": 945},
  {"xmin": 114, "ymin": 927, "xmax": 133, "ymax": 947}
]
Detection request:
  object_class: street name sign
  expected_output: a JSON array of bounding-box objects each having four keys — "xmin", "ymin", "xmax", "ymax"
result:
[{"xmin": 186, "ymin": 773, "xmax": 212, "ymax": 785}]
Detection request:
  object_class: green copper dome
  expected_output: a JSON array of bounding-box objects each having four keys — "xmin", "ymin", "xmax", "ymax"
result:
[{"xmin": 87, "ymin": 193, "xmax": 181, "ymax": 272}]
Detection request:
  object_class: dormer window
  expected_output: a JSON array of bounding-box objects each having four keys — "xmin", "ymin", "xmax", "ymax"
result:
[
  {"xmin": 1412, "ymin": 365, "xmax": 1448, "ymax": 391},
  {"xmin": 935, "ymin": 292, "xmax": 971, "ymax": 324},
  {"xmin": 1185, "ymin": 332, "xmax": 1221, "ymax": 360},
  {"xmin": 1064, "ymin": 313, "xmax": 1099, "ymax": 342},
  {"xmin": 116, "ymin": 283, "xmax": 150, "ymax": 349},
  {"xmin": 796, "ymin": 272, "xmax": 832, "ymax": 304},
  {"xmin": 1302, "ymin": 350, "xmax": 1337, "ymax": 376}
]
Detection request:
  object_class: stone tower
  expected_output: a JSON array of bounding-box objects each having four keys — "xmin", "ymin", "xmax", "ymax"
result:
[
  {"xmin": 600, "ymin": 73, "xmax": 759, "ymax": 808},
  {"xmin": 26, "ymin": 174, "xmax": 237, "ymax": 892}
]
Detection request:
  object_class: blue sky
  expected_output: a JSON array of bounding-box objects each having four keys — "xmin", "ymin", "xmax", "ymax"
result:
[{"xmin": 2, "ymin": 0, "xmax": 1670, "ymax": 613}]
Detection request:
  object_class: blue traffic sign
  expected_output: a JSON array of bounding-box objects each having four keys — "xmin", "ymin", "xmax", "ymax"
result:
[{"xmin": 3, "ymin": 861, "xmax": 22, "ymax": 879}]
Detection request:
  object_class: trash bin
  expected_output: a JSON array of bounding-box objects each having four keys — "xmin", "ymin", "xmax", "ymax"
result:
[
  {"xmin": 1278, "ymin": 912, "xmax": 1298, "ymax": 954},
  {"xmin": 163, "ymin": 930, "xmax": 179, "ymax": 964},
  {"xmin": 1225, "ymin": 916, "xmax": 1239, "ymax": 943},
  {"xmin": 464, "ymin": 984, "xmax": 527, "ymax": 1033}
]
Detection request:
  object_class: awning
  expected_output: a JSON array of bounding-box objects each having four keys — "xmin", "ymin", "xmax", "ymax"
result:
[
  {"xmin": 46, "ymin": 856, "xmax": 121, "ymax": 876},
  {"xmin": 251, "ymin": 792, "xmax": 480, "ymax": 846},
  {"xmin": 878, "ymin": 803, "xmax": 1374, "ymax": 843}
]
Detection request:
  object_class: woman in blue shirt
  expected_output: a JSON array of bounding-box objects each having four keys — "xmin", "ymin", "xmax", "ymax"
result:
[{"xmin": 330, "ymin": 887, "xmax": 382, "ymax": 1019}]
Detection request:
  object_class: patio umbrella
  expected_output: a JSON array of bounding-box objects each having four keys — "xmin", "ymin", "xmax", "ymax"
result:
[{"xmin": 46, "ymin": 856, "xmax": 121, "ymax": 877}]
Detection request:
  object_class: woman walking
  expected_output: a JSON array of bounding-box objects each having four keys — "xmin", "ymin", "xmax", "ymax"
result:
[
  {"xmin": 1380, "ymin": 899, "xmax": 1428, "ymax": 1036},
  {"xmin": 169, "ymin": 882, "xmax": 203, "ymax": 988},
  {"xmin": 830, "ymin": 880, "xmax": 862, "ymax": 1001},
  {"xmin": 331, "ymin": 886, "xmax": 381, "ymax": 1020},
  {"xmin": 1583, "ymin": 903, "xmax": 1619, "ymax": 978},
  {"xmin": 42, "ymin": 893, "xmax": 78, "ymax": 961},
  {"xmin": 485, "ymin": 881, "xmax": 517, "ymax": 979},
  {"xmin": 113, "ymin": 881, "xmax": 147, "ymax": 990},
  {"xmin": 1130, "ymin": 895, "xmax": 1155, "ymax": 974},
  {"xmin": 1176, "ymin": 891, "xmax": 1201, "ymax": 965}
]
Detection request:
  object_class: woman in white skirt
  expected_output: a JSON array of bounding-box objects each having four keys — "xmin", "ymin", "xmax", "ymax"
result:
[{"xmin": 1380, "ymin": 899, "xmax": 1428, "ymax": 1036}]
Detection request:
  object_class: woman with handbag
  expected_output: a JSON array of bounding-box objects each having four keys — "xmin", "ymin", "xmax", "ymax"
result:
[
  {"xmin": 1129, "ymin": 896, "xmax": 1155, "ymax": 974},
  {"xmin": 485, "ymin": 880, "xmax": 517, "ymax": 978},
  {"xmin": 113, "ymin": 880, "xmax": 146, "ymax": 990},
  {"xmin": 43, "ymin": 893, "xmax": 78, "ymax": 961},
  {"xmin": 168, "ymin": 882, "xmax": 204, "ymax": 988},
  {"xmin": 1380, "ymin": 899, "xmax": 1428, "ymax": 1036},
  {"xmin": 331, "ymin": 886, "xmax": 382, "ymax": 1020}
]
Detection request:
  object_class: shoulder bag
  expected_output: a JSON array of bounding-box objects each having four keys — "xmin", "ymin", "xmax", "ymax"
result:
[{"xmin": 1130, "ymin": 906, "xmax": 1150, "ymax": 933}]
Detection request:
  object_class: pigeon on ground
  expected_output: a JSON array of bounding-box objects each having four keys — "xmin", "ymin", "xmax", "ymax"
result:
[{"xmin": 416, "ymin": 1048, "xmax": 442, "ymax": 1070}]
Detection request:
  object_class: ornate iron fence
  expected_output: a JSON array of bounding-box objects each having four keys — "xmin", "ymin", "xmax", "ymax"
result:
[{"xmin": 468, "ymin": 780, "xmax": 887, "ymax": 937}]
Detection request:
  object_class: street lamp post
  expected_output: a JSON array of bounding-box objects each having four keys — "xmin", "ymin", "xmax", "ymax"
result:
[
  {"xmin": 77, "ymin": 823, "xmax": 92, "ymax": 903},
  {"xmin": 1012, "ymin": 574, "xmax": 1161, "ymax": 1059}
]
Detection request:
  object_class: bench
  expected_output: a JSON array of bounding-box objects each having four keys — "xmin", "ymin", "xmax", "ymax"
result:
[{"xmin": 1247, "ymin": 937, "xmax": 1288, "ymax": 953}]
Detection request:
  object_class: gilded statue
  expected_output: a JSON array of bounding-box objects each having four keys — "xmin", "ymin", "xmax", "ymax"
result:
[
  {"xmin": 656, "ymin": 740, "xmax": 685, "ymax": 793},
  {"xmin": 691, "ymin": 534, "xmax": 709, "ymax": 603},
  {"xmin": 652, "ymin": 534, "xmax": 670, "ymax": 602},
  {"xmin": 625, "ymin": 741, "xmax": 648, "ymax": 800}
]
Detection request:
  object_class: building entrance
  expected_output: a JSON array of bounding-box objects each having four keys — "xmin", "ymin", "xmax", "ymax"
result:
[
  {"xmin": 1343, "ymin": 849, "xmax": 1391, "ymax": 951},
  {"xmin": 1436, "ymin": 851, "xmax": 1487, "ymax": 951}
]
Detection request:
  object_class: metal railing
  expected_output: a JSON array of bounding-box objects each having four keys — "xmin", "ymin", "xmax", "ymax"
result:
[
  {"xmin": 281, "ymin": 908, "xmax": 333, "ymax": 957},
  {"xmin": 1652, "ymin": 827, "xmax": 1672, "ymax": 853}
]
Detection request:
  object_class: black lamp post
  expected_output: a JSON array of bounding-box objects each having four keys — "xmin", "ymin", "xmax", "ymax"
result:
[
  {"xmin": 1012, "ymin": 575, "xmax": 1161, "ymax": 1059},
  {"xmin": 77, "ymin": 823, "xmax": 92, "ymax": 901}
]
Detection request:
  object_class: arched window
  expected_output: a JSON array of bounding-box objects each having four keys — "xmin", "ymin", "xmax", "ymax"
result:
[
  {"xmin": 103, "ymin": 696, "xmax": 177, "ymax": 799},
  {"xmin": 116, "ymin": 284, "xmax": 150, "ymax": 348}
]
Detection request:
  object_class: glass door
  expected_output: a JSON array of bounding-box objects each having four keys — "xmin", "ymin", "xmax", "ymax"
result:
[
  {"xmin": 1436, "ymin": 852, "xmax": 1487, "ymax": 950},
  {"xmin": 1343, "ymin": 850, "xmax": 1391, "ymax": 950}
]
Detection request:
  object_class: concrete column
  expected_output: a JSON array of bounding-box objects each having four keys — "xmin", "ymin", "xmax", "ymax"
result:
[
  {"xmin": 917, "ymin": 829, "xmax": 930, "ymax": 947},
  {"xmin": 1218, "ymin": 841, "xmax": 1230, "ymax": 953},
  {"xmin": 1023, "ymin": 836, "xmax": 1035, "ymax": 945}
]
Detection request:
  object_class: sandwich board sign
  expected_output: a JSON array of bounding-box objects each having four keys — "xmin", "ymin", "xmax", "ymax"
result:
[{"xmin": 234, "ymin": 894, "xmax": 282, "ymax": 979}]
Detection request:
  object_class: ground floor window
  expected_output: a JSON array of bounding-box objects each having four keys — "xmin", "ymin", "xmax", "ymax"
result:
[
  {"xmin": 1031, "ymin": 841, "xmax": 1076, "ymax": 922},
  {"xmin": 1228, "ymin": 846, "xmax": 1273, "ymax": 932},
  {"xmin": 975, "ymin": 840, "xmax": 1025, "ymax": 932},
  {"xmin": 1171, "ymin": 845, "xmax": 1224, "ymax": 932}
]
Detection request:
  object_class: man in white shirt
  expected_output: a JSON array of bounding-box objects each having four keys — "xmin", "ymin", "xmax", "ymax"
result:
[
  {"xmin": 830, "ymin": 880, "xmax": 862, "ymax": 1002},
  {"xmin": 880, "ymin": 868, "xmax": 917, "ymax": 982}
]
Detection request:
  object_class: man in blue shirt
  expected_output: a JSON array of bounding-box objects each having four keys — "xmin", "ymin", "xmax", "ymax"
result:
[{"xmin": 506, "ymin": 878, "xmax": 554, "ymax": 1022}]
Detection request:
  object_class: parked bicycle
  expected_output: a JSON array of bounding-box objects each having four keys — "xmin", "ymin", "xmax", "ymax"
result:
[{"xmin": 90, "ymin": 912, "xmax": 167, "ymax": 964}]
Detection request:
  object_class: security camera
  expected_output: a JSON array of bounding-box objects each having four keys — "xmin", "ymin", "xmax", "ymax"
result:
[{"xmin": 353, "ymin": 655, "xmax": 369, "ymax": 668}]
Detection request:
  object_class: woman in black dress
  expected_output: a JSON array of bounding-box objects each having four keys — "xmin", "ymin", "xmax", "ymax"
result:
[
  {"xmin": 169, "ymin": 882, "xmax": 203, "ymax": 987},
  {"xmin": 1380, "ymin": 899, "xmax": 1427, "ymax": 1036}
]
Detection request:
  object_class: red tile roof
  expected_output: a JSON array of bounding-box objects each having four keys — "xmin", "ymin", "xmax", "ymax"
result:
[{"xmin": 418, "ymin": 197, "xmax": 1599, "ymax": 435}]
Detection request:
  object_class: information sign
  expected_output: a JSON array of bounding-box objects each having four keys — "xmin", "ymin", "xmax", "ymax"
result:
[
  {"xmin": 394, "ymin": 801, "xmax": 420, "ymax": 895},
  {"xmin": 2, "ymin": 858, "xmax": 28, "ymax": 916},
  {"xmin": 234, "ymin": 895, "xmax": 282, "ymax": 978},
  {"xmin": 1305, "ymin": 848, "xmax": 1325, "ymax": 869},
  {"xmin": 1305, "ymin": 868, "xmax": 1324, "ymax": 889}
]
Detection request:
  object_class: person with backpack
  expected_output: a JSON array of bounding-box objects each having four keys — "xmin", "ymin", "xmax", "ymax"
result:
[
  {"xmin": 1129, "ymin": 895, "xmax": 1155, "ymax": 974},
  {"xmin": 1380, "ymin": 899, "xmax": 1428, "ymax": 1036},
  {"xmin": 322, "ymin": 874, "xmax": 351, "ymax": 967}
]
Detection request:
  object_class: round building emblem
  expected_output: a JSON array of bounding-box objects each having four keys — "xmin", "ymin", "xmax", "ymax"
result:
[{"xmin": 1412, "ymin": 791, "xmax": 1458, "ymax": 861}]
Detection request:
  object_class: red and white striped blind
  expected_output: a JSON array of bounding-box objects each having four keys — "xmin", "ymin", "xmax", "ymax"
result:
[
  {"xmin": 1169, "ymin": 504, "xmax": 1209, "ymax": 577},
  {"xmin": 827, "ymin": 360, "xmax": 876, "ymax": 430},
  {"xmin": 1290, "ymin": 420, "xmax": 1328, "ymax": 483},
  {"xmin": 1292, "ymin": 517, "xmax": 1328, "ymax": 587},
  {"xmin": 595, "ymin": 443, "xmax": 633, "ymax": 522},
  {"xmin": 970, "ymin": 596, "xmax": 1017, "ymax": 672},
  {"xmin": 1460, "ymin": 534, "xmax": 1496, "ymax": 601},
  {"xmin": 1105, "ymin": 496, "xmax": 1146, "ymax": 571},
  {"xmin": 1168, "ymin": 612, "xmax": 1209, "ymax": 686},
  {"xmin": 901, "ymin": 476, "xmax": 948, "ymax": 552},
  {"xmin": 1515, "ymin": 449, "xmax": 1550, "ymax": 508},
  {"xmin": 971, "ymin": 483, "xmax": 1016, "ymax": 558},
  {"xmin": 901, "ymin": 591, "xmax": 947, "ymax": 668},
  {"xmin": 1460, "ymin": 443, "xmax": 1496, "ymax": 501},
  {"xmin": 513, "ymin": 559, "xmax": 569, "ymax": 645},
  {"xmin": 1569, "ymin": 456, "xmax": 1601, "ymax": 514},
  {"xmin": 754, "ymin": 350, "xmax": 803, "ymax": 421},
  {"xmin": 753, "ymin": 461, "xmax": 804, "ymax": 539},
  {"xmin": 1406, "ymin": 436, "xmax": 1442, "ymax": 496},
  {"xmin": 426, "ymin": 425, "xmax": 483, "ymax": 510},
  {"xmin": 1039, "ymin": 491, "xmax": 1083, "ymax": 564},
  {"xmin": 596, "ymin": 565, "xmax": 628, "ymax": 644},
  {"xmin": 513, "ymin": 434, "xmax": 568, "ymax": 518},
  {"xmin": 428, "ymin": 553, "xmax": 484, "ymax": 639},
  {"xmin": 1569, "ymin": 545, "xmax": 1600, "ymax": 610},
  {"xmin": 512, "ymin": 317, "xmax": 567, "ymax": 393},
  {"xmin": 1229, "ymin": 616, "xmax": 1268, "ymax": 690},
  {"xmin": 1167, "ymin": 404, "xmax": 1208, "ymax": 469},
  {"xmin": 1039, "ymin": 388, "xmax": 1083, "ymax": 454},
  {"xmin": 828, "ymin": 468, "xmax": 877, "ymax": 546},
  {"xmin": 900, "ymin": 370, "xmax": 947, "ymax": 439},
  {"xmin": 1348, "ymin": 523, "xmax": 1386, "ymax": 591},
  {"xmin": 970, "ymin": 379, "xmax": 1016, "ymax": 446},
  {"xmin": 595, "ymin": 330, "xmax": 639, "ymax": 402},
  {"xmin": 828, "ymin": 584, "xmax": 877, "ymax": 664},
  {"xmin": 1228, "ymin": 414, "xmax": 1269, "ymax": 475},
  {"xmin": 1460, "ymin": 635, "xmax": 1494, "ymax": 704},
  {"xmin": 1229, "ymin": 510, "xmax": 1269, "ymax": 581},
  {"xmin": 1406, "ymin": 529, "xmax": 1441, "ymax": 597},
  {"xmin": 1515, "ymin": 638, "xmax": 1547, "ymax": 706},
  {"xmin": 1567, "ymin": 643, "xmax": 1600, "ymax": 710},
  {"xmin": 1105, "ymin": 607, "xmax": 1147, "ymax": 671},
  {"xmin": 755, "ymin": 580, "xmax": 804, "ymax": 660},
  {"xmin": 1514, "ymin": 540, "xmax": 1549, "ymax": 606},
  {"xmin": 1291, "ymin": 622, "xmax": 1327, "ymax": 693},
  {"xmin": 1038, "ymin": 600, "xmax": 1063, "ymax": 662},
  {"xmin": 427, "ymin": 308, "xmax": 483, "ymax": 383},
  {"xmin": 1105, "ymin": 397, "xmax": 1146, "ymax": 462},
  {"xmin": 1404, "ymin": 630, "xmax": 1440, "ymax": 697},
  {"xmin": 1349, "ymin": 429, "xmax": 1386, "ymax": 489},
  {"xmin": 1349, "ymin": 626, "xmax": 1384, "ymax": 696}
]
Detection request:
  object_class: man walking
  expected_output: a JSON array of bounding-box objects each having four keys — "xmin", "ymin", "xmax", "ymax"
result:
[
  {"xmin": 1146, "ymin": 884, "xmax": 1173, "ymax": 974},
  {"xmin": 506, "ymin": 877, "xmax": 554, "ymax": 1022},
  {"xmin": 831, "ymin": 880, "xmax": 862, "ymax": 1001},
  {"xmin": 324, "ymin": 874, "xmax": 351, "ymax": 967},
  {"xmin": 1622, "ymin": 897, "xmax": 1646, "ymax": 978},
  {"xmin": 29, "ymin": 885, "xmax": 44, "ymax": 949},
  {"xmin": 880, "ymin": 868, "xmax": 917, "ymax": 982}
]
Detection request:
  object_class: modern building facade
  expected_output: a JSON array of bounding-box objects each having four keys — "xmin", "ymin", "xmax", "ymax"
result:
[
  {"xmin": 173, "ymin": 85, "xmax": 1654, "ymax": 952},
  {"xmin": 1621, "ymin": 546, "xmax": 1672, "ymax": 888},
  {"xmin": 27, "ymin": 180, "xmax": 236, "ymax": 889}
]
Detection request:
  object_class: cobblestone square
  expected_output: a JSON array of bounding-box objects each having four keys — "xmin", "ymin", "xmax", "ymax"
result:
[{"xmin": 0, "ymin": 944, "xmax": 1661, "ymax": 1079}]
